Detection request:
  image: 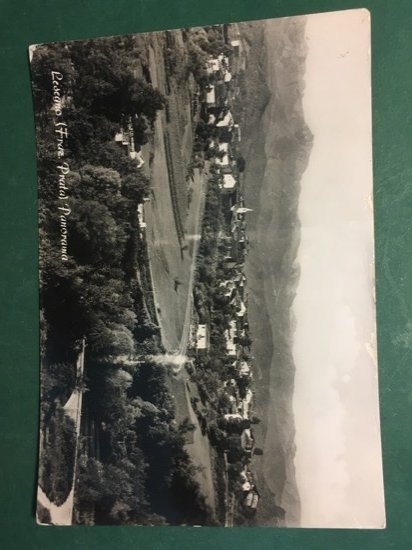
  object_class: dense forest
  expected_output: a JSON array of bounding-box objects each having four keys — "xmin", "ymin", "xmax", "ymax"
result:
[{"xmin": 33, "ymin": 35, "xmax": 215, "ymax": 525}]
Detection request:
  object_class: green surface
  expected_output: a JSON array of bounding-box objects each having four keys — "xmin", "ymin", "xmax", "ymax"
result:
[{"xmin": 0, "ymin": 0, "xmax": 411, "ymax": 548}]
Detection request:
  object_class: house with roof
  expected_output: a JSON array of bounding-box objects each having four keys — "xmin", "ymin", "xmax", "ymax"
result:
[
  {"xmin": 208, "ymin": 138, "xmax": 217, "ymax": 151},
  {"xmin": 205, "ymin": 85, "xmax": 216, "ymax": 106},
  {"xmin": 231, "ymin": 39, "xmax": 241, "ymax": 53},
  {"xmin": 240, "ymin": 389, "xmax": 253, "ymax": 419},
  {"xmin": 216, "ymin": 111, "xmax": 234, "ymax": 128},
  {"xmin": 223, "ymin": 412, "xmax": 243, "ymax": 422},
  {"xmin": 244, "ymin": 489, "xmax": 259, "ymax": 510},
  {"xmin": 222, "ymin": 173, "xmax": 237, "ymax": 191},
  {"xmin": 238, "ymin": 361, "xmax": 251, "ymax": 377},
  {"xmin": 241, "ymin": 428, "xmax": 255, "ymax": 453},
  {"xmin": 218, "ymin": 142, "xmax": 229, "ymax": 153},
  {"xmin": 215, "ymin": 153, "xmax": 230, "ymax": 167},
  {"xmin": 129, "ymin": 150, "xmax": 145, "ymax": 167},
  {"xmin": 207, "ymin": 113, "xmax": 217, "ymax": 125},
  {"xmin": 196, "ymin": 324, "xmax": 210, "ymax": 355},
  {"xmin": 235, "ymin": 299, "xmax": 247, "ymax": 318},
  {"xmin": 233, "ymin": 124, "xmax": 242, "ymax": 142},
  {"xmin": 224, "ymin": 71, "xmax": 232, "ymax": 83},
  {"xmin": 206, "ymin": 57, "xmax": 220, "ymax": 74},
  {"xmin": 220, "ymin": 280, "xmax": 237, "ymax": 299},
  {"xmin": 240, "ymin": 468, "xmax": 255, "ymax": 492},
  {"xmin": 137, "ymin": 203, "xmax": 147, "ymax": 230},
  {"xmin": 242, "ymin": 480, "xmax": 252, "ymax": 492},
  {"xmin": 224, "ymin": 319, "xmax": 238, "ymax": 357}
]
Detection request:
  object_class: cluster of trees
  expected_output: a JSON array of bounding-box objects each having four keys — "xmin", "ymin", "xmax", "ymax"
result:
[
  {"xmin": 189, "ymin": 153, "xmax": 263, "ymax": 522},
  {"xmin": 185, "ymin": 26, "xmax": 233, "ymax": 86},
  {"xmin": 76, "ymin": 360, "xmax": 214, "ymax": 525},
  {"xmin": 39, "ymin": 404, "xmax": 77, "ymax": 506},
  {"xmin": 33, "ymin": 36, "xmax": 212, "ymax": 524},
  {"xmin": 32, "ymin": 38, "xmax": 164, "ymax": 363}
]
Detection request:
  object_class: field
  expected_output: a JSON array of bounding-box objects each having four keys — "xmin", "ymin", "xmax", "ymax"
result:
[
  {"xmin": 142, "ymin": 31, "xmax": 217, "ymax": 514},
  {"xmin": 142, "ymin": 32, "xmax": 201, "ymax": 349}
]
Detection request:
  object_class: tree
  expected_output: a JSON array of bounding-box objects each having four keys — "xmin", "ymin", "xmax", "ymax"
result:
[
  {"xmin": 31, "ymin": 43, "xmax": 77, "ymax": 113},
  {"xmin": 88, "ymin": 322, "xmax": 136, "ymax": 357},
  {"xmin": 70, "ymin": 165, "xmax": 122, "ymax": 202},
  {"xmin": 107, "ymin": 369, "xmax": 133, "ymax": 392},
  {"xmin": 132, "ymin": 115, "xmax": 150, "ymax": 146},
  {"xmin": 236, "ymin": 156, "xmax": 246, "ymax": 173},
  {"xmin": 69, "ymin": 199, "xmax": 127, "ymax": 265},
  {"xmin": 178, "ymin": 417, "xmax": 196, "ymax": 435},
  {"xmin": 237, "ymin": 334, "xmax": 252, "ymax": 348},
  {"xmin": 127, "ymin": 81, "xmax": 165, "ymax": 124},
  {"xmin": 121, "ymin": 172, "xmax": 150, "ymax": 202}
]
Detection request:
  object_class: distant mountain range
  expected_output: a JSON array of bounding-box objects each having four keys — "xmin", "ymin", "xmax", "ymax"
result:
[{"xmin": 240, "ymin": 16, "xmax": 313, "ymax": 527}]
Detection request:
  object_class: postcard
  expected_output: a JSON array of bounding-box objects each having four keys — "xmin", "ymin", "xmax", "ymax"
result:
[{"xmin": 30, "ymin": 8, "xmax": 385, "ymax": 527}]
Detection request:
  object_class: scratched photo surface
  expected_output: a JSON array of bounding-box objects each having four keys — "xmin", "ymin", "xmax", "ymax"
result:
[{"xmin": 30, "ymin": 8, "xmax": 385, "ymax": 527}]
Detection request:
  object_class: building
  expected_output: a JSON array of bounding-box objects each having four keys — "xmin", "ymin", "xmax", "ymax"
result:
[
  {"xmin": 225, "ymin": 319, "xmax": 238, "ymax": 356},
  {"xmin": 231, "ymin": 39, "xmax": 241, "ymax": 53},
  {"xmin": 244, "ymin": 490, "xmax": 259, "ymax": 510},
  {"xmin": 223, "ymin": 412, "xmax": 243, "ymax": 421},
  {"xmin": 205, "ymin": 85, "xmax": 216, "ymax": 106},
  {"xmin": 242, "ymin": 480, "xmax": 252, "ymax": 492},
  {"xmin": 220, "ymin": 280, "xmax": 236, "ymax": 299},
  {"xmin": 222, "ymin": 173, "xmax": 237, "ymax": 191},
  {"xmin": 231, "ymin": 204, "xmax": 254, "ymax": 216},
  {"xmin": 216, "ymin": 111, "xmax": 234, "ymax": 128},
  {"xmin": 241, "ymin": 428, "xmax": 255, "ymax": 453},
  {"xmin": 137, "ymin": 203, "xmax": 147, "ymax": 229},
  {"xmin": 114, "ymin": 117, "xmax": 145, "ymax": 167},
  {"xmin": 129, "ymin": 149, "xmax": 145, "ymax": 168},
  {"xmin": 233, "ymin": 124, "xmax": 242, "ymax": 142},
  {"xmin": 218, "ymin": 142, "xmax": 229, "ymax": 153},
  {"xmin": 196, "ymin": 324, "xmax": 209, "ymax": 355},
  {"xmin": 238, "ymin": 361, "xmax": 251, "ymax": 377},
  {"xmin": 236, "ymin": 300, "xmax": 247, "ymax": 318},
  {"xmin": 206, "ymin": 57, "xmax": 220, "ymax": 74},
  {"xmin": 241, "ymin": 389, "xmax": 253, "ymax": 419},
  {"xmin": 215, "ymin": 153, "xmax": 230, "ymax": 167}
]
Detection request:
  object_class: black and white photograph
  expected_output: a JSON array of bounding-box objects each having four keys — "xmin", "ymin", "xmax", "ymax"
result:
[{"xmin": 31, "ymin": 8, "xmax": 385, "ymax": 527}]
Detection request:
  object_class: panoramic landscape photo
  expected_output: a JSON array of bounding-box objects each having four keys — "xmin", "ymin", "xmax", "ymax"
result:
[{"xmin": 31, "ymin": 9, "xmax": 385, "ymax": 527}]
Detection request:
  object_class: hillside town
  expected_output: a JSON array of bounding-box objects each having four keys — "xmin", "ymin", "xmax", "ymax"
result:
[{"xmin": 191, "ymin": 37, "xmax": 261, "ymax": 516}]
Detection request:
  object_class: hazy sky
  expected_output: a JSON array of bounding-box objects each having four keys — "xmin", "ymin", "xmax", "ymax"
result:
[{"xmin": 293, "ymin": 9, "xmax": 386, "ymax": 527}]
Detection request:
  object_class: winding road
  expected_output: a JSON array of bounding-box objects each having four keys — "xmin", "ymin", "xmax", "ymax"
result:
[{"xmin": 36, "ymin": 339, "xmax": 85, "ymax": 525}]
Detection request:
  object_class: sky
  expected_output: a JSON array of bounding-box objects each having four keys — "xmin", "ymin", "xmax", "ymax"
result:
[{"xmin": 292, "ymin": 9, "xmax": 386, "ymax": 528}]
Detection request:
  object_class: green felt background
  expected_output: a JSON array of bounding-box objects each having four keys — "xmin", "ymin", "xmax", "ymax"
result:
[{"xmin": 0, "ymin": 0, "xmax": 411, "ymax": 548}]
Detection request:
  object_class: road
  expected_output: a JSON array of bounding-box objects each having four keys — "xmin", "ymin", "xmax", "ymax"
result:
[
  {"xmin": 36, "ymin": 339, "xmax": 85, "ymax": 525},
  {"xmin": 176, "ymin": 167, "xmax": 207, "ymax": 357}
]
